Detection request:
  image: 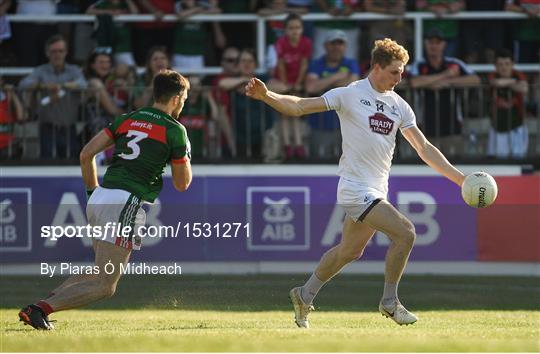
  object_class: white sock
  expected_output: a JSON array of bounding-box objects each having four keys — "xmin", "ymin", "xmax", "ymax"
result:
[
  {"xmin": 300, "ymin": 273, "xmax": 325, "ymax": 304},
  {"xmin": 382, "ymin": 282, "xmax": 398, "ymax": 306}
]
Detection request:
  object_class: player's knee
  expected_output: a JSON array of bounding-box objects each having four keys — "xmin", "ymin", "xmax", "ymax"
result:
[
  {"xmin": 338, "ymin": 248, "xmax": 364, "ymax": 264},
  {"xmin": 400, "ymin": 221, "xmax": 416, "ymax": 248}
]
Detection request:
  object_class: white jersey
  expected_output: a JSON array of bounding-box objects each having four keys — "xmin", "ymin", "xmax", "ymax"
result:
[{"xmin": 322, "ymin": 78, "xmax": 416, "ymax": 194}]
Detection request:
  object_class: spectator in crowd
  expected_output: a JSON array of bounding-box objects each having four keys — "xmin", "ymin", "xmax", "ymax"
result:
[
  {"xmin": 133, "ymin": 46, "xmax": 171, "ymax": 109},
  {"xmin": 56, "ymin": 1, "xmax": 94, "ymax": 60},
  {"xmin": 180, "ymin": 75, "xmax": 219, "ymax": 159},
  {"xmin": 12, "ymin": 0, "xmax": 58, "ymax": 66},
  {"xmin": 487, "ymin": 49, "xmax": 529, "ymax": 159},
  {"xmin": 172, "ymin": 0, "xmax": 225, "ymax": 70},
  {"xmin": 531, "ymin": 64, "xmax": 540, "ymax": 119},
  {"xmin": 286, "ymin": 0, "xmax": 316, "ymax": 38},
  {"xmin": 105, "ymin": 62, "xmax": 136, "ymax": 112},
  {"xmin": 305, "ymin": 29, "xmax": 360, "ymax": 158},
  {"xmin": 416, "ymin": 0, "xmax": 465, "ymax": 57},
  {"xmin": 273, "ymin": 13, "xmax": 312, "ymax": 160},
  {"xmin": 312, "ymin": 0, "xmax": 360, "ymax": 60},
  {"xmin": 364, "ymin": 0, "xmax": 412, "ymax": 52},
  {"xmin": 409, "ymin": 28, "xmax": 480, "ymax": 157},
  {"xmin": 84, "ymin": 46, "xmax": 132, "ymax": 164},
  {"xmin": 218, "ymin": 49, "xmax": 274, "ymax": 159},
  {"xmin": 460, "ymin": 0, "xmax": 506, "ymax": 63},
  {"xmin": 83, "ymin": 47, "xmax": 123, "ymax": 137},
  {"xmin": 86, "ymin": 0, "xmax": 138, "ymax": 66},
  {"xmin": 0, "ymin": 0, "xmax": 12, "ymax": 44},
  {"xmin": 57, "ymin": 1, "xmax": 97, "ymax": 64},
  {"xmin": 219, "ymin": 0, "xmax": 258, "ymax": 55},
  {"xmin": 0, "ymin": 75, "xmax": 25, "ymax": 158},
  {"xmin": 505, "ymin": 0, "xmax": 540, "ymax": 63},
  {"xmin": 212, "ymin": 46, "xmax": 240, "ymax": 157},
  {"xmin": 0, "ymin": 0, "xmax": 17, "ymax": 67},
  {"xmin": 132, "ymin": 0, "xmax": 176, "ymax": 65},
  {"xmin": 18, "ymin": 34, "xmax": 88, "ymax": 159},
  {"xmin": 258, "ymin": 0, "xmax": 308, "ymax": 75}
]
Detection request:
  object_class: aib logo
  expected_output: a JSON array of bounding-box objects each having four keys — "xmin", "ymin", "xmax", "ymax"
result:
[
  {"xmin": 246, "ymin": 187, "xmax": 310, "ymax": 251},
  {"xmin": 0, "ymin": 189, "xmax": 32, "ymax": 252}
]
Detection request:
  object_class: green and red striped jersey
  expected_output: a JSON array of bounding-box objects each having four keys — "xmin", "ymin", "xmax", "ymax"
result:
[{"xmin": 102, "ymin": 107, "xmax": 191, "ymax": 202}]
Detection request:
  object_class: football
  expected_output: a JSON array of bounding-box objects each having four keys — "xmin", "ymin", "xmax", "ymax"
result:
[{"xmin": 461, "ymin": 172, "xmax": 498, "ymax": 208}]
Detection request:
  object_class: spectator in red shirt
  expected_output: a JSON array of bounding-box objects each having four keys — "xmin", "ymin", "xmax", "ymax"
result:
[
  {"xmin": 273, "ymin": 13, "xmax": 313, "ymax": 160},
  {"xmin": 211, "ymin": 46, "xmax": 240, "ymax": 157},
  {"xmin": 0, "ymin": 75, "xmax": 25, "ymax": 158},
  {"xmin": 258, "ymin": 0, "xmax": 309, "ymax": 75}
]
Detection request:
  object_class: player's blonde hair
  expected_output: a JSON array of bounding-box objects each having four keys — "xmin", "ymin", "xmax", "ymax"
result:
[{"xmin": 371, "ymin": 38, "xmax": 409, "ymax": 68}]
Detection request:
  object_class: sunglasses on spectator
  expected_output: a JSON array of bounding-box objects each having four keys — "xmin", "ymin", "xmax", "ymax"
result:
[{"xmin": 94, "ymin": 46, "xmax": 113, "ymax": 55}]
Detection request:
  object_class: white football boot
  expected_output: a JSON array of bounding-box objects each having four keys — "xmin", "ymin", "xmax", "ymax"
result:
[
  {"xmin": 289, "ymin": 287, "xmax": 314, "ymax": 328},
  {"xmin": 379, "ymin": 300, "xmax": 418, "ymax": 325}
]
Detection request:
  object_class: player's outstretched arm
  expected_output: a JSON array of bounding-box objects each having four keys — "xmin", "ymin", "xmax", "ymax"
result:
[
  {"xmin": 245, "ymin": 78, "xmax": 327, "ymax": 117},
  {"xmin": 402, "ymin": 126, "xmax": 465, "ymax": 187},
  {"xmin": 80, "ymin": 130, "xmax": 114, "ymax": 191}
]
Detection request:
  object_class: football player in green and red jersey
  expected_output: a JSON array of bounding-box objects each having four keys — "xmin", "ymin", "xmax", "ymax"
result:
[{"xmin": 19, "ymin": 70, "xmax": 192, "ymax": 330}]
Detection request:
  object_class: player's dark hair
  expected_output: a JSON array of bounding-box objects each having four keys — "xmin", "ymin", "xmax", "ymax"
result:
[
  {"xmin": 153, "ymin": 70, "xmax": 190, "ymax": 104},
  {"xmin": 284, "ymin": 13, "xmax": 303, "ymax": 27},
  {"xmin": 45, "ymin": 34, "xmax": 67, "ymax": 51},
  {"xmin": 495, "ymin": 48, "xmax": 513, "ymax": 61}
]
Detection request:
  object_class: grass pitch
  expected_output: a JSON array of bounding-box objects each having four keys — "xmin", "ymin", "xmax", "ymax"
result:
[{"xmin": 1, "ymin": 274, "xmax": 539, "ymax": 352}]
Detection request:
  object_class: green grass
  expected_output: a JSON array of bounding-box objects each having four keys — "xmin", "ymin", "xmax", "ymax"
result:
[{"xmin": 1, "ymin": 274, "xmax": 539, "ymax": 352}]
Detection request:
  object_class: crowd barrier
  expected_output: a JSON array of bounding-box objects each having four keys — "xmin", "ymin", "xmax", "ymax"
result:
[{"xmin": 2, "ymin": 84, "xmax": 539, "ymax": 162}]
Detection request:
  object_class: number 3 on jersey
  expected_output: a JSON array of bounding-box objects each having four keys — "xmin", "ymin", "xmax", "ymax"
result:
[{"xmin": 119, "ymin": 130, "xmax": 148, "ymax": 160}]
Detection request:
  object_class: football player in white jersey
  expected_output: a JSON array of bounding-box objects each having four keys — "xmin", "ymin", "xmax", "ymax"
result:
[{"xmin": 245, "ymin": 38, "xmax": 466, "ymax": 328}]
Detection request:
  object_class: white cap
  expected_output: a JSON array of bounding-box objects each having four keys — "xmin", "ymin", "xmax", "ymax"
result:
[{"xmin": 325, "ymin": 30, "xmax": 348, "ymax": 44}]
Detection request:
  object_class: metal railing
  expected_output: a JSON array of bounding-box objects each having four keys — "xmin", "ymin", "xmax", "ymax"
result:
[
  {"xmin": 2, "ymin": 11, "xmax": 539, "ymax": 78},
  {"xmin": 1, "ymin": 84, "xmax": 538, "ymax": 164}
]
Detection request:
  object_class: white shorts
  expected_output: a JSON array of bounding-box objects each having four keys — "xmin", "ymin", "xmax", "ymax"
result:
[
  {"xmin": 487, "ymin": 125, "xmax": 528, "ymax": 158},
  {"xmin": 86, "ymin": 186, "xmax": 146, "ymax": 251},
  {"xmin": 337, "ymin": 177, "xmax": 386, "ymax": 222}
]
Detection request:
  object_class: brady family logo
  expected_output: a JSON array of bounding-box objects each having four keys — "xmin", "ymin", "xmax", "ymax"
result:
[
  {"xmin": 0, "ymin": 188, "xmax": 32, "ymax": 252},
  {"xmin": 369, "ymin": 113, "xmax": 394, "ymax": 135},
  {"xmin": 246, "ymin": 187, "xmax": 310, "ymax": 251}
]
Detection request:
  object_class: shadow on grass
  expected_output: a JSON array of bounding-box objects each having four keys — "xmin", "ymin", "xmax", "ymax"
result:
[{"xmin": 1, "ymin": 274, "xmax": 539, "ymax": 312}]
